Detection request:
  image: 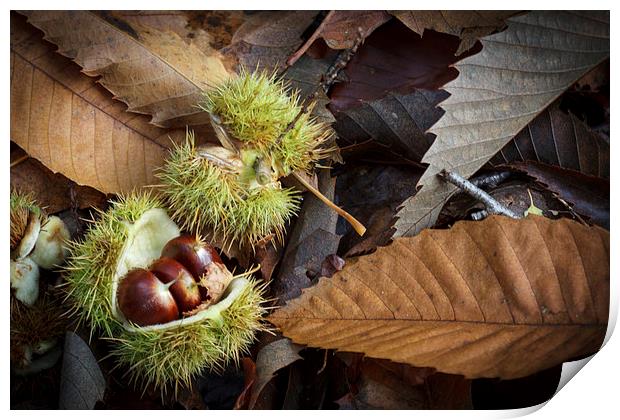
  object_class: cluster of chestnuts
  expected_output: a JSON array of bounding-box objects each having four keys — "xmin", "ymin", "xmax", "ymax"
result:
[{"xmin": 117, "ymin": 235, "xmax": 232, "ymax": 327}]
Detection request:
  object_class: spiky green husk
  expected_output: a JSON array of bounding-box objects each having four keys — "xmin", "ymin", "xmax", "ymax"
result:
[
  {"xmin": 63, "ymin": 192, "xmax": 164, "ymax": 337},
  {"xmin": 159, "ymin": 137, "xmax": 300, "ymax": 246},
  {"xmin": 201, "ymin": 69, "xmax": 332, "ymax": 175},
  {"xmin": 110, "ymin": 277, "xmax": 268, "ymax": 394},
  {"xmin": 10, "ymin": 190, "xmax": 43, "ymax": 250}
]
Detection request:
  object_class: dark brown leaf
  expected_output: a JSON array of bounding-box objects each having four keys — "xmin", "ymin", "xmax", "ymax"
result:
[
  {"xmin": 492, "ymin": 102, "xmax": 609, "ymax": 179},
  {"xmin": 329, "ymin": 20, "xmax": 479, "ymax": 113},
  {"xmin": 315, "ymin": 11, "xmax": 391, "ymax": 50},
  {"xmin": 507, "ymin": 162, "xmax": 609, "ymax": 229},
  {"xmin": 391, "ymin": 11, "xmax": 518, "ymax": 55}
]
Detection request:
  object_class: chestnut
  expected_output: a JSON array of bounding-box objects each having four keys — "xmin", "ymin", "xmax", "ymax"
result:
[
  {"xmin": 117, "ymin": 268, "xmax": 179, "ymax": 326},
  {"xmin": 149, "ymin": 257, "xmax": 201, "ymax": 312},
  {"xmin": 161, "ymin": 235, "xmax": 223, "ymax": 281}
]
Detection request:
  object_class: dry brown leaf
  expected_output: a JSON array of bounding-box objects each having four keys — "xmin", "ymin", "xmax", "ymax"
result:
[
  {"xmin": 391, "ymin": 11, "xmax": 519, "ymax": 55},
  {"xmin": 270, "ymin": 216, "xmax": 609, "ymax": 379},
  {"xmin": 22, "ymin": 11, "xmax": 232, "ymax": 128},
  {"xmin": 249, "ymin": 338, "xmax": 303, "ymax": 409},
  {"xmin": 10, "ymin": 13, "xmax": 188, "ymax": 194},
  {"xmin": 312, "ymin": 11, "xmax": 390, "ymax": 50},
  {"xmin": 393, "ymin": 11, "xmax": 609, "ymax": 238},
  {"xmin": 11, "ymin": 143, "xmax": 108, "ymax": 214}
]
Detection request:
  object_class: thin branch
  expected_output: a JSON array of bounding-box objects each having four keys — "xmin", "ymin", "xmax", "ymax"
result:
[
  {"xmin": 440, "ymin": 169, "xmax": 521, "ymax": 219},
  {"xmin": 286, "ymin": 11, "xmax": 336, "ymax": 68},
  {"xmin": 10, "ymin": 154, "xmax": 29, "ymax": 168}
]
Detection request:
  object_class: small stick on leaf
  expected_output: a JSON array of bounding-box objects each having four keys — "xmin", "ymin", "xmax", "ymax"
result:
[
  {"xmin": 292, "ymin": 171, "xmax": 366, "ymax": 236},
  {"xmin": 440, "ymin": 169, "xmax": 521, "ymax": 219}
]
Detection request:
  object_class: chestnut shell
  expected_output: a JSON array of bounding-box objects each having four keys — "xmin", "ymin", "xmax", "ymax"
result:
[
  {"xmin": 149, "ymin": 257, "xmax": 202, "ymax": 312},
  {"xmin": 161, "ymin": 235, "xmax": 223, "ymax": 281},
  {"xmin": 117, "ymin": 268, "xmax": 179, "ymax": 326}
]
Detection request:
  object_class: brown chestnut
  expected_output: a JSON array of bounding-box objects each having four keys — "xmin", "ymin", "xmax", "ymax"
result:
[
  {"xmin": 161, "ymin": 235, "xmax": 223, "ymax": 281},
  {"xmin": 117, "ymin": 268, "xmax": 179, "ymax": 326},
  {"xmin": 149, "ymin": 257, "xmax": 201, "ymax": 312}
]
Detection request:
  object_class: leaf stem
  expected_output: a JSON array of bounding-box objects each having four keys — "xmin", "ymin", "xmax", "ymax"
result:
[{"xmin": 292, "ymin": 171, "xmax": 366, "ymax": 236}]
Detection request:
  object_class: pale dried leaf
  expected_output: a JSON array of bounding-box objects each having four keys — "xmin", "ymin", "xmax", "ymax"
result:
[
  {"xmin": 393, "ymin": 11, "xmax": 609, "ymax": 238},
  {"xmin": 249, "ymin": 338, "xmax": 303, "ymax": 409},
  {"xmin": 22, "ymin": 10, "xmax": 232, "ymax": 128},
  {"xmin": 10, "ymin": 14, "xmax": 185, "ymax": 194},
  {"xmin": 270, "ymin": 216, "xmax": 609, "ymax": 379},
  {"xmin": 391, "ymin": 10, "xmax": 519, "ymax": 55}
]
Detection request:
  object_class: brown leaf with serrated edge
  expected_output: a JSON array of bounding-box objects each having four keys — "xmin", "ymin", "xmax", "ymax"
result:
[
  {"xmin": 10, "ymin": 13, "xmax": 188, "ymax": 194},
  {"xmin": 492, "ymin": 102, "xmax": 609, "ymax": 179},
  {"xmin": 313, "ymin": 11, "xmax": 390, "ymax": 50},
  {"xmin": 393, "ymin": 11, "xmax": 609, "ymax": 238},
  {"xmin": 329, "ymin": 20, "xmax": 475, "ymax": 114},
  {"xmin": 249, "ymin": 338, "xmax": 303, "ymax": 409},
  {"xmin": 223, "ymin": 11, "xmax": 318, "ymax": 71},
  {"xmin": 391, "ymin": 11, "xmax": 519, "ymax": 55},
  {"xmin": 270, "ymin": 216, "xmax": 609, "ymax": 380},
  {"xmin": 11, "ymin": 143, "xmax": 108, "ymax": 214},
  {"xmin": 22, "ymin": 11, "xmax": 232, "ymax": 128}
]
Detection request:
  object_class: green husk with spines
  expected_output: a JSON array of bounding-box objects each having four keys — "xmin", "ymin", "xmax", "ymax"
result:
[
  {"xmin": 110, "ymin": 277, "xmax": 267, "ymax": 394},
  {"xmin": 161, "ymin": 70, "xmax": 332, "ymax": 247},
  {"xmin": 201, "ymin": 69, "xmax": 332, "ymax": 174},
  {"xmin": 159, "ymin": 134, "xmax": 300, "ymax": 247},
  {"xmin": 63, "ymin": 192, "xmax": 164, "ymax": 337}
]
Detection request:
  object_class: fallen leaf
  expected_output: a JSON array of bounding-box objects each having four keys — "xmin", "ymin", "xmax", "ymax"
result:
[
  {"xmin": 492, "ymin": 102, "xmax": 609, "ymax": 179},
  {"xmin": 59, "ymin": 331, "xmax": 106, "ymax": 409},
  {"xmin": 273, "ymin": 169, "xmax": 342, "ymax": 303},
  {"xmin": 22, "ymin": 11, "xmax": 232, "ymax": 128},
  {"xmin": 11, "ymin": 143, "xmax": 108, "ymax": 214},
  {"xmin": 222, "ymin": 11, "xmax": 318, "ymax": 71},
  {"xmin": 306, "ymin": 11, "xmax": 390, "ymax": 50},
  {"xmin": 329, "ymin": 20, "xmax": 476, "ymax": 114},
  {"xmin": 10, "ymin": 13, "xmax": 185, "ymax": 194},
  {"xmin": 393, "ymin": 11, "xmax": 610, "ymax": 238},
  {"xmin": 334, "ymin": 165, "xmax": 423, "ymax": 257},
  {"xmin": 249, "ymin": 338, "xmax": 303, "ymax": 409},
  {"xmin": 270, "ymin": 215, "xmax": 609, "ymax": 379},
  {"xmin": 233, "ymin": 358, "xmax": 257, "ymax": 409},
  {"xmin": 507, "ymin": 162, "xmax": 609, "ymax": 229},
  {"xmin": 332, "ymin": 90, "xmax": 448, "ymax": 162},
  {"xmin": 391, "ymin": 11, "xmax": 519, "ymax": 55}
]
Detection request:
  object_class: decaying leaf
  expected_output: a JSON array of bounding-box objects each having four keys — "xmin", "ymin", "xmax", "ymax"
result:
[
  {"xmin": 507, "ymin": 162, "xmax": 609, "ymax": 229},
  {"xmin": 391, "ymin": 11, "xmax": 519, "ymax": 55},
  {"xmin": 329, "ymin": 21, "xmax": 473, "ymax": 113},
  {"xmin": 249, "ymin": 338, "xmax": 303, "ymax": 409},
  {"xmin": 309, "ymin": 11, "xmax": 390, "ymax": 50},
  {"xmin": 59, "ymin": 332, "xmax": 106, "ymax": 409},
  {"xmin": 222, "ymin": 11, "xmax": 318, "ymax": 71},
  {"xmin": 492, "ymin": 102, "xmax": 609, "ymax": 179},
  {"xmin": 394, "ymin": 11, "xmax": 610, "ymax": 238},
  {"xmin": 10, "ymin": 13, "xmax": 186, "ymax": 194},
  {"xmin": 22, "ymin": 10, "xmax": 232, "ymax": 128},
  {"xmin": 270, "ymin": 216, "xmax": 609, "ymax": 379}
]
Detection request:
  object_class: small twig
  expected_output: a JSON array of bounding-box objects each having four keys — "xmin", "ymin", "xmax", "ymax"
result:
[
  {"xmin": 470, "ymin": 171, "xmax": 511, "ymax": 189},
  {"xmin": 440, "ymin": 169, "xmax": 521, "ymax": 219},
  {"xmin": 286, "ymin": 11, "xmax": 336, "ymax": 68},
  {"xmin": 292, "ymin": 171, "xmax": 366, "ymax": 236}
]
